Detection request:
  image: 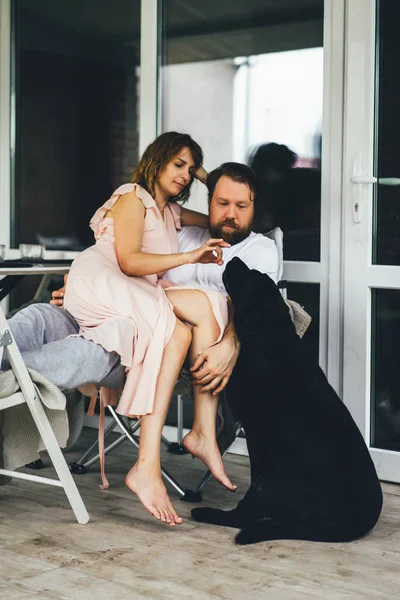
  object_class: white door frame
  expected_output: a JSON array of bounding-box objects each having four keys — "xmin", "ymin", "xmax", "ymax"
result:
[
  {"xmin": 342, "ymin": 0, "xmax": 376, "ymax": 434},
  {"xmin": 342, "ymin": 0, "xmax": 400, "ymax": 482},
  {"xmin": 0, "ymin": 0, "xmax": 11, "ymax": 252},
  {"xmin": 139, "ymin": 0, "xmax": 160, "ymax": 154},
  {"xmin": 320, "ymin": 0, "xmax": 345, "ymax": 394},
  {"xmin": 283, "ymin": 0, "xmax": 345, "ymax": 393}
]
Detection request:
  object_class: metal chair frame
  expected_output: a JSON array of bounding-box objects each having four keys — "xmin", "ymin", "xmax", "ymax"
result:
[{"xmin": 69, "ymin": 394, "xmax": 243, "ymax": 502}]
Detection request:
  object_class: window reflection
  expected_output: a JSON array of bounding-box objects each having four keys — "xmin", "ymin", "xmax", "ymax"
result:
[
  {"xmin": 10, "ymin": 0, "xmax": 140, "ymax": 309},
  {"xmin": 12, "ymin": 0, "xmax": 140, "ymax": 251},
  {"xmin": 162, "ymin": 1, "xmax": 323, "ymax": 261},
  {"xmin": 373, "ymin": 0, "xmax": 400, "ymax": 266},
  {"xmin": 372, "ymin": 289, "xmax": 400, "ymax": 452}
]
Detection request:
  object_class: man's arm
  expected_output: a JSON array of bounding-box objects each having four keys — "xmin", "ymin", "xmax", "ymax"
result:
[
  {"xmin": 189, "ymin": 238, "xmax": 279, "ymax": 394},
  {"xmin": 180, "ymin": 207, "xmax": 209, "ymax": 229},
  {"xmin": 190, "ymin": 298, "xmax": 240, "ymax": 395}
]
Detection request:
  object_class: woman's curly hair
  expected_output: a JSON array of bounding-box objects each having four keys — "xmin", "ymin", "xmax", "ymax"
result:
[{"xmin": 132, "ymin": 132, "xmax": 203, "ymax": 203}]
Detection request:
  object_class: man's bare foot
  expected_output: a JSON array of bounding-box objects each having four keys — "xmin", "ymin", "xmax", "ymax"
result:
[
  {"xmin": 125, "ymin": 464, "xmax": 183, "ymax": 526},
  {"xmin": 183, "ymin": 430, "xmax": 237, "ymax": 491}
]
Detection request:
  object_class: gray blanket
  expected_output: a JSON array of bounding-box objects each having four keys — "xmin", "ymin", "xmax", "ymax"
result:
[{"xmin": 0, "ymin": 368, "xmax": 68, "ymax": 476}]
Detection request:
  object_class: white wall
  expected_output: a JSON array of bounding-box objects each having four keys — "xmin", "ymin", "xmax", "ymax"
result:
[
  {"xmin": 247, "ymin": 48, "xmax": 323, "ymax": 160},
  {"xmin": 162, "ymin": 59, "xmax": 236, "ymax": 212}
]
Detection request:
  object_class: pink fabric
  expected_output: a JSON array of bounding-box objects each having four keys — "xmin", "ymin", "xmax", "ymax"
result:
[{"xmin": 64, "ymin": 183, "xmax": 228, "ymax": 418}]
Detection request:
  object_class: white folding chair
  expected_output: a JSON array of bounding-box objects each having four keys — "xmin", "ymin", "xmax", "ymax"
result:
[{"xmin": 0, "ymin": 304, "xmax": 89, "ymax": 524}]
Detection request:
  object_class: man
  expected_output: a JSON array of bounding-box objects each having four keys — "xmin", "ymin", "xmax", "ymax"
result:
[{"xmin": 2, "ymin": 162, "xmax": 279, "ymax": 397}]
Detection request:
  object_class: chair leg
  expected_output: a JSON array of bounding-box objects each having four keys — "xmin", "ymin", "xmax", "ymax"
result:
[
  {"xmin": 77, "ymin": 418, "xmax": 117, "ymax": 465},
  {"xmin": 70, "ymin": 417, "xmax": 140, "ymax": 474},
  {"xmin": 27, "ymin": 396, "xmax": 89, "ymax": 524},
  {"xmin": 83, "ymin": 431, "xmax": 130, "ymax": 469},
  {"xmin": 167, "ymin": 394, "xmax": 189, "ymax": 455},
  {"xmin": 194, "ymin": 469, "xmax": 214, "ymax": 495},
  {"xmin": 177, "ymin": 394, "xmax": 184, "ymax": 446}
]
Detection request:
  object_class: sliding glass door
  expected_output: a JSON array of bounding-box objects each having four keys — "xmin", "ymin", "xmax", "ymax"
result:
[{"xmin": 343, "ymin": 0, "xmax": 400, "ymax": 482}]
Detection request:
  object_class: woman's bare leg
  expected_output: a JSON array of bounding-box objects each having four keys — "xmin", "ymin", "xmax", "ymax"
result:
[
  {"xmin": 166, "ymin": 289, "xmax": 235, "ymax": 491},
  {"xmin": 125, "ymin": 318, "xmax": 191, "ymax": 525}
]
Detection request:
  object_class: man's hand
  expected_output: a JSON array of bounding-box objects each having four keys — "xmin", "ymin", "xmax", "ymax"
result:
[
  {"xmin": 190, "ymin": 332, "xmax": 240, "ymax": 395},
  {"xmin": 50, "ymin": 274, "xmax": 67, "ymax": 307}
]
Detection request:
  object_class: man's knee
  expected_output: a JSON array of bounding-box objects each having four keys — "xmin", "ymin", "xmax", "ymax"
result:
[
  {"xmin": 9, "ymin": 303, "xmax": 78, "ymax": 346},
  {"xmin": 21, "ymin": 336, "xmax": 121, "ymax": 390}
]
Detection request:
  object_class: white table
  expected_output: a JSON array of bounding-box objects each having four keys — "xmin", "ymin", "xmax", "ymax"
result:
[{"xmin": 0, "ymin": 263, "xmax": 71, "ymax": 301}]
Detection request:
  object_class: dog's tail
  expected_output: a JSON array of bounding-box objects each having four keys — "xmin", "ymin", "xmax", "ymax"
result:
[{"xmin": 235, "ymin": 514, "xmax": 380, "ymax": 545}]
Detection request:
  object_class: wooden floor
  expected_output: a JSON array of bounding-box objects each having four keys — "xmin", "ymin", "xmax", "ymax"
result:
[{"xmin": 1, "ymin": 428, "xmax": 400, "ymax": 600}]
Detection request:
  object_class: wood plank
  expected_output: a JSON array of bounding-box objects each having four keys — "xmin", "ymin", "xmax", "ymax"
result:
[{"xmin": 1, "ymin": 427, "xmax": 400, "ymax": 599}]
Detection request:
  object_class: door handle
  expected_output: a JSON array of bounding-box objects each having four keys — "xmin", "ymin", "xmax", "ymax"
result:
[
  {"xmin": 350, "ymin": 154, "xmax": 385, "ymax": 223},
  {"xmin": 350, "ymin": 155, "xmax": 400, "ymax": 224},
  {"xmin": 350, "ymin": 176, "xmax": 400, "ymax": 185},
  {"xmin": 350, "ymin": 156, "xmax": 377, "ymax": 223},
  {"xmin": 350, "ymin": 175, "xmax": 400, "ymax": 224},
  {"xmin": 350, "ymin": 175, "xmax": 377, "ymax": 184},
  {"xmin": 378, "ymin": 177, "xmax": 400, "ymax": 186}
]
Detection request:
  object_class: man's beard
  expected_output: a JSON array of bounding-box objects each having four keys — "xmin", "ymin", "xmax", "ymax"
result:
[{"xmin": 210, "ymin": 220, "xmax": 253, "ymax": 245}]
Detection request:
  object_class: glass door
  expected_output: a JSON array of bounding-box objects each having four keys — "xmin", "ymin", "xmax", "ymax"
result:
[
  {"xmin": 157, "ymin": 0, "xmax": 349, "ymax": 438},
  {"xmin": 160, "ymin": 0, "xmax": 331, "ymax": 368},
  {"xmin": 343, "ymin": 0, "xmax": 400, "ymax": 481}
]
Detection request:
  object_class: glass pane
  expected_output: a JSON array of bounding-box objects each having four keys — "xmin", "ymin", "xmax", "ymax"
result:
[
  {"xmin": 11, "ymin": 0, "xmax": 140, "ymax": 251},
  {"xmin": 371, "ymin": 289, "xmax": 400, "ymax": 451},
  {"xmin": 162, "ymin": 0, "xmax": 323, "ymax": 261},
  {"xmin": 373, "ymin": 0, "xmax": 400, "ymax": 265},
  {"xmin": 286, "ymin": 283, "xmax": 320, "ymax": 363}
]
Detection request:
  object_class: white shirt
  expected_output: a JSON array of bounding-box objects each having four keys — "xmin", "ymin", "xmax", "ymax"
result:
[{"xmin": 163, "ymin": 226, "xmax": 279, "ymax": 296}]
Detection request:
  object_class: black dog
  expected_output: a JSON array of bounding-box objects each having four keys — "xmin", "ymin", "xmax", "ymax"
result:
[{"xmin": 192, "ymin": 258, "xmax": 382, "ymax": 545}]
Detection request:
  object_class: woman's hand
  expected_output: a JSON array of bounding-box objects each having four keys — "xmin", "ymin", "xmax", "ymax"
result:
[
  {"xmin": 194, "ymin": 166, "xmax": 208, "ymax": 185},
  {"xmin": 186, "ymin": 238, "xmax": 230, "ymax": 266}
]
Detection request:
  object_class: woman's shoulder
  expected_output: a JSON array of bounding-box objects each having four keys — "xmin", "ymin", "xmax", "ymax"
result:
[
  {"xmin": 116, "ymin": 182, "xmax": 156, "ymax": 210},
  {"xmin": 89, "ymin": 184, "xmax": 149, "ymax": 231},
  {"xmin": 112, "ymin": 183, "xmax": 136, "ymax": 196}
]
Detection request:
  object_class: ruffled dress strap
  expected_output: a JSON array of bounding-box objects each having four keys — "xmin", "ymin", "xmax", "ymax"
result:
[{"xmin": 89, "ymin": 183, "xmax": 157, "ymax": 241}]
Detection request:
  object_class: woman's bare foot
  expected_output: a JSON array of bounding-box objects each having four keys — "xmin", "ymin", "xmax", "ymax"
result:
[
  {"xmin": 183, "ymin": 430, "xmax": 237, "ymax": 491},
  {"xmin": 125, "ymin": 464, "xmax": 183, "ymax": 526}
]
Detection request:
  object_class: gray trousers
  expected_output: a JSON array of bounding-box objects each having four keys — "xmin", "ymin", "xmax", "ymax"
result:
[{"xmin": 1, "ymin": 304, "xmax": 125, "ymax": 390}]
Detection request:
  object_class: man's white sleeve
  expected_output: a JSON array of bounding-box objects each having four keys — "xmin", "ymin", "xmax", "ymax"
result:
[{"xmin": 238, "ymin": 240, "xmax": 279, "ymax": 283}]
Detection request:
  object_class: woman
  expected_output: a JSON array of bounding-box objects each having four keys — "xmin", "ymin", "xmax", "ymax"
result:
[{"xmin": 64, "ymin": 132, "xmax": 235, "ymax": 526}]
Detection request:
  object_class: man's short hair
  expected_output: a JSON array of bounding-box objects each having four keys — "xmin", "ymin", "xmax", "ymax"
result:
[{"xmin": 207, "ymin": 162, "xmax": 258, "ymax": 202}]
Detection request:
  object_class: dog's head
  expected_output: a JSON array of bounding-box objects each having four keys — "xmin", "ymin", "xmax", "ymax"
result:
[{"xmin": 223, "ymin": 258, "xmax": 295, "ymax": 344}]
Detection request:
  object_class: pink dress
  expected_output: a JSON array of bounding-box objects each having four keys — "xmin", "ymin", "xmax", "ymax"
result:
[{"xmin": 64, "ymin": 183, "xmax": 228, "ymax": 418}]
